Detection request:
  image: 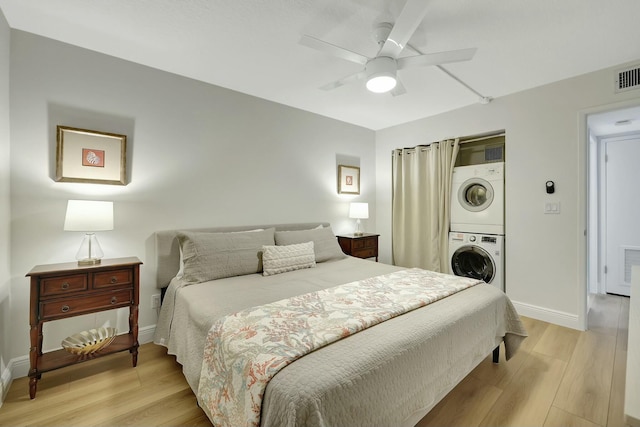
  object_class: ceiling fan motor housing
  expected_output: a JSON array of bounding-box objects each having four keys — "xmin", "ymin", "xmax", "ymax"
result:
[
  {"xmin": 366, "ymin": 56, "xmax": 397, "ymax": 77},
  {"xmin": 365, "ymin": 56, "xmax": 397, "ymax": 92}
]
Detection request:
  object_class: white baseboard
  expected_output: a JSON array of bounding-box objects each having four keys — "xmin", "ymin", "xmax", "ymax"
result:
[
  {"xmin": 512, "ymin": 301, "xmax": 583, "ymax": 331},
  {"xmin": 1, "ymin": 361, "xmax": 13, "ymax": 408},
  {"xmin": 138, "ymin": 324, "xmax": 156, "ymax": 346},
  {"xmin": 0, "ymin": 325, "xmax": 157, "ymax": 406}
]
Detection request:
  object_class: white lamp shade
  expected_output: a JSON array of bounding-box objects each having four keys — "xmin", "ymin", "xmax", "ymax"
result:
[
  {"xmin": 64, "ymin": 200, "xmax": 114, "ymax": 231},
  {"xmin": 349, "ymin": 202, "xmax": 369, "ymax": 219}
]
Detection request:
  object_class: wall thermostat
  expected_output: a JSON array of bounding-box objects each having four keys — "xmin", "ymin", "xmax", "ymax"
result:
[{"xmin": 546, "ymin": 181, "xmax": 555, "ymax": 194}]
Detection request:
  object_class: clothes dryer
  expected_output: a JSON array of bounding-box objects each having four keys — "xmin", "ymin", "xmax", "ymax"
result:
[
  {"xmin": 450, "ymin": 162, "xmax": 504, "ymax": 234},
  {"xmin": 449, "ymin": 232, "xmax": 504, "ymax": 292}
]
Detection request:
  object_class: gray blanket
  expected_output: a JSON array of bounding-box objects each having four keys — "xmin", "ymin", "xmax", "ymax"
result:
[{"xmin": 154, "ymin": 257, "xmax": 527, "ymax": 427}]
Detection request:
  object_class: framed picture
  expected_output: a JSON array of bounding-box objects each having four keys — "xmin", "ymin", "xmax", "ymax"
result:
[
  {"xmin": 55, "ymin": 126, "xmax": 127, "ymax": 185},
  {"xmin": 338, "ymin": 165, "xmax": 360, "ymax": 195}
]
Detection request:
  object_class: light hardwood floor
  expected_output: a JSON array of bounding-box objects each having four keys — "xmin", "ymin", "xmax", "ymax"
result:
[{"xmin": 0, "ymin": 294, "xmax": 630, "ymax": 427}]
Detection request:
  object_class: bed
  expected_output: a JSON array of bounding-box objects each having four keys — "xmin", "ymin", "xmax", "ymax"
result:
[{"xmin": 153, "ymin": 223, "xmax": 527, "ymax": 427}]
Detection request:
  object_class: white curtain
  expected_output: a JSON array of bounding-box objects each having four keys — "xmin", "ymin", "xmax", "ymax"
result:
[{"xmin": 392, "ymin": 139, "xmax": 459, "ymax": 272}]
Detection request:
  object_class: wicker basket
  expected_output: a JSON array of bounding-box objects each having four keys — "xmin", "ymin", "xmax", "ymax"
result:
[{"xmin": 62, "ymin": 327, "xmax": 117, "ymax": 355}]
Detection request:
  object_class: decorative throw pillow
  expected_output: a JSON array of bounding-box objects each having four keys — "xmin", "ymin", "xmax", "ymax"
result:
[
  {"xmin": 262, "ymin": 241, "xmax": 316, "ymax": 276},
  {"xmin": 177, "ymin": 228, "xmax": 275, "ymax": 284},
  {"xmin": 275, "ymin": 226, "xmax": 346, "ymax": 262}
]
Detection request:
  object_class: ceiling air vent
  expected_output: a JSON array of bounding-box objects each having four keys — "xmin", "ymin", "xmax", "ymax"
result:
[{"xmin": 615, "ymin": 65, "xmax": 640, "ymax": 93}]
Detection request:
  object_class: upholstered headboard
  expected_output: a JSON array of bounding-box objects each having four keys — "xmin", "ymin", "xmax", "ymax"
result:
[{"xmin": 154, "ymin": 222, "xmax": 331, "ymax": 288}]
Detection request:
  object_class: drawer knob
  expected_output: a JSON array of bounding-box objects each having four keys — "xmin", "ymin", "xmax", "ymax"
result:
[
  {"xmin": 110, "ymin": 276, "xmax": 118, "ymax": 284},
  {"xmin": 61, "ymin": 282, "xmax": 69, "ymax": 290},
  {"xmin": 61, "ymin": 305, "xmax": 70, "ymax": 313},
  {"xmin": 111, "ymin": 296, "xmax": 118, "ymax": 305}
]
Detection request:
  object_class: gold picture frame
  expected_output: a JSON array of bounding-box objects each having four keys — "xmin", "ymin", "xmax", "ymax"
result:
[
  {"xmin": 338, "ymin": 165, "xmax": 360, "ymax": 194},
  {"xmin": 55, "ymin": 126, "xmax": 127, "ymax": 185}
]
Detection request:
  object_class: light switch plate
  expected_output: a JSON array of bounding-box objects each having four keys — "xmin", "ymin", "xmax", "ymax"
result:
[{"xmin": 544, "ymin": 202, "xmax": 561, "ymax": 214}]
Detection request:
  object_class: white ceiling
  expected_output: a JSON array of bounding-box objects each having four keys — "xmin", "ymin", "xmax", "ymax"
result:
[{"xmin": 2, "ymin": 0, "xmax": 640, "ymax": 130}]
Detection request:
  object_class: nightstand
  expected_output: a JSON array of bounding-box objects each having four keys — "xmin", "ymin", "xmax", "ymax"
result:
[
  {"xmin": 337, "ymin": 233, "xmax": 379, "ymax": 261},
  {"xmin": 25, "ymin": 257, "xmax": 142, "ymax": 399}
]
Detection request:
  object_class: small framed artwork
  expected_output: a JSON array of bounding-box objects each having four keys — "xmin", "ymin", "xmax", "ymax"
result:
[
  {"xmin": 338, "ymin": 165, "xmax": 360, "ymax": 195},
  {"xmin": 55, "ymin": 126, "xmax": 127, "ymax": 185}
]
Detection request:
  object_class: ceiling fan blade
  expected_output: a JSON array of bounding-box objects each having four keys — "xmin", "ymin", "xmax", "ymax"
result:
[
  {"xmin": 397, "ymin": 48, "xmax": 477, "ymax": 69},
  {"xmin": 320, "ymin": 71, "xmax": 367, "ymax": 91},
  {"xmin": 378, "ymin": 0, "xmax": 429, "ymax": 58},
  {"xmin": 390, "ymin": 78, "xmax": 406, "ymax": 97},
  {"xmin": 300, "ymin": 35, "xmax": 369, "ymax": 65}
]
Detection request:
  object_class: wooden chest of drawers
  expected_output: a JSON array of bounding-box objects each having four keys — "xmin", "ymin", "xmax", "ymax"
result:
[
  {"xmin": 337, "ymin": 233, "xmax": 379, "ymax": 261},
  {"xmin": 26, "ymin": 257, "xmax": 142, "ymax": 399}
]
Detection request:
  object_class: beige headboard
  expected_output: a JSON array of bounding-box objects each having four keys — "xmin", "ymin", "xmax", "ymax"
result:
[{"xmin": 154, "ymin": 222, "xmax": 331, "ymax": 288}]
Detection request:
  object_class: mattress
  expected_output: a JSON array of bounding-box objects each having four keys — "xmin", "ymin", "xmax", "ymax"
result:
[{"xmin": 154, "ymin": 256, "xmax": 526, "ymax": 427}]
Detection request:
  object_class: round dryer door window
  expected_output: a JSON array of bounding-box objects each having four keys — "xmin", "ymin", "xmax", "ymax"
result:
[
  {"xmin": 451, "ymin": 245, "xmax": 495, "ymax": 283},
  {"xmin": 458, "ymin": 177, "xmax": 494, "ymax": 212}
]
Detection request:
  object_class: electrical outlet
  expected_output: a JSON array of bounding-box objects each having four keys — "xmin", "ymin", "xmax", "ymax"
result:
[{"xmin": 151, "ymin": 294, "xmax": 161, "ymax": 309}]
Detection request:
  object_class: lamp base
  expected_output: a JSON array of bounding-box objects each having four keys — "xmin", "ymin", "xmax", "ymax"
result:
[
  {"xmin": 353, "ymin": 218, "xmax": 365, "ymax": 236},
  {"xmin": 77, "ymin": 258, "xmax": 102, "ymax": 266},
  {"xmin": 75, "ymin": 233, "xmax": 105, "ymax": 266}
]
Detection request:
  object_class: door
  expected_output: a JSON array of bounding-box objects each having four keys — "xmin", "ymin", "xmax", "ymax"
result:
[
  {"xmin": 604, "ymin": 135, "xmax": 640, "ymax": 296},
  {"xmin": 450, "ymin": 246, "xmax": 496, "ymax": 283},
  {"xmin": 457, "ymin": 178, "xmax": 495, "ymax": 212}
]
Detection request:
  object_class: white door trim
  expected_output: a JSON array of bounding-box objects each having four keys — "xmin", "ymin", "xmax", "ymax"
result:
[{"xmin": 579, "ymin": 98, "xmax": 640, "ymax": 331}]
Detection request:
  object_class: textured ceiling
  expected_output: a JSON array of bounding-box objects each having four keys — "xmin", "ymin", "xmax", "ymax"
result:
[{"xmin": 2, "ymin": 0, "xmax": 640, "ymax": 130}]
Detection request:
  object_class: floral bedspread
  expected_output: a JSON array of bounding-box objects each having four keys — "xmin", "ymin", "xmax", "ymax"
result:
[{"xmin": 197, "ymin": 268, "xmax": 481, "ymax": 427}]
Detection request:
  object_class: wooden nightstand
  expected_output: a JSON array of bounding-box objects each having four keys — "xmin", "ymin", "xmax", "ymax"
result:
[
  {"xmin": 26, "ymin": 257, "xmax": 142, "ymax": 399},
  {"xmin": 337, "ymin": 233, "xmax": 379, "ymax": 261}
]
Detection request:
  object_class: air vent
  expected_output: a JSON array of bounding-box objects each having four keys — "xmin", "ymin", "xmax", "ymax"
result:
[
  {"xmin": 485, "ymin": 146, "xmax": 503, "ymax": 162},
  {"xmin": 615, "ymin": 65, "xmax": 640, "ymax": 93}
]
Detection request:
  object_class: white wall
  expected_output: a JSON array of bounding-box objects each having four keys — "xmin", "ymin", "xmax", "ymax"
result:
[
  {"xmin": 0, "ymin": 9, "xmax": 12, "ymax": 402},
  {"xmin": 8, "ymin": 31, "xmax": 375, "ymax": 368},
  {"xmin": 375, "ymin": 62, "xmax": 640, "ymax": 330}
]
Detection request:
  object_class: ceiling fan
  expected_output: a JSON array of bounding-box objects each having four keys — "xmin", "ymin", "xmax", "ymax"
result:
[{"xmin": 300, "ymin": 0, "xmax": 477, "ymax": 96}]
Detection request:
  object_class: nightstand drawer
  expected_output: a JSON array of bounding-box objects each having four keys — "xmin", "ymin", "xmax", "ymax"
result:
[
  {"xmin": 353, "ymin": 248, "xmax": 376, "ymax": 259},
  {"xmin": 93, "ymin": 269, "xmax": 133, "ymax": 289},
  {"xmin": 352, "ymin": 240, "xmax": 366, "ymax": 249},
  {"xmin": 362, "ymin": 237, "xmax": 377, "ymax": 248},
  {"xmin": 40, "ymin": 275, "xmax": 88, "ymax": 297},
  {"xmin": 40, "ymin": 289, "xmax": 132, "ymax": 320}
]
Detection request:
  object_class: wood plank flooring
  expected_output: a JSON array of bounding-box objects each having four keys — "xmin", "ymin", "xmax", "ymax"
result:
[{"xmin": 0, "ymin": 294, "xmax": 630, "ymax": 427}]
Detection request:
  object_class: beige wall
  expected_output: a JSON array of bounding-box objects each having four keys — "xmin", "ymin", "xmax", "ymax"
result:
[
  {"xmin": 375, "ymin": 61, "xmax": 640, "ymax": 330},
  {"xmin": 0, "ymin": 9, "xmax": 11, "ymax": 402}
]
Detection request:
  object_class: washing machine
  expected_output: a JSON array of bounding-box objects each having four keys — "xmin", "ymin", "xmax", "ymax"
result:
[
  {"xmin": 449, "ymin": 231, "xmax": 504, "ymax": 292},
  {"xmin": 450, "ymin": 162, "xmax": 504, "ymax": 235}
]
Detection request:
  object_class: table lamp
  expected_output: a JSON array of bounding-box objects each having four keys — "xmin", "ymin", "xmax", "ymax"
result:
[
  {"xmin": 349, "ymin": 202, "xmax": 369, "ymax": 236},
  {"xmin": 64, "ymin": 200, "xmax": 113, "ymax": 265}
]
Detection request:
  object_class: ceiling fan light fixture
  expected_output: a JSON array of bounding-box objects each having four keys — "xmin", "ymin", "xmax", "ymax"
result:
[
  {"xmin": 366, "ymin": 74, "xmax": 397, "ymax": 93},
  {"xmin": 365, "ymin": 56, "xmax": 397, "ymax": 93}
]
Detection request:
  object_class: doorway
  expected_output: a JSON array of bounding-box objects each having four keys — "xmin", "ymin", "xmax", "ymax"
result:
[{"xmin": 587, "ymin": 105, "xmax": 640, "ymax": 301}]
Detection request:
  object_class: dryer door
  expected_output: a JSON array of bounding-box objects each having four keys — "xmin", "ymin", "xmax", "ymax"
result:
[
  {"xmin": 451, "ymin": 245, "xmax": 496, "ymax": 283},
  {"xmin": 457, "ymin": 177, "xmax": 494, "ymax": 212}
]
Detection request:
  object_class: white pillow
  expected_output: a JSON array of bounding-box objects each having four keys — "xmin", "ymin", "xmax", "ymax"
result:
[{"xmin": 262, "ymin": 241, "xmax": 316, "ymax": 276}]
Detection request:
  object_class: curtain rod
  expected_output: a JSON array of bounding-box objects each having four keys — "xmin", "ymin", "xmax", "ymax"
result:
[
  {"xmin": 459, "ymin": 132, "xmax": 505, "ymax": 144},
  {"xmin": 393, "ymin": 132, "xmax": 505, "ymax": 153}
]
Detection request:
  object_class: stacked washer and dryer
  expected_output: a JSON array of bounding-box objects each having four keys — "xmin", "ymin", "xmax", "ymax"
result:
[{"xmin": 449, "ymin": 162, "xmax": 506, "ymax": 292}]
